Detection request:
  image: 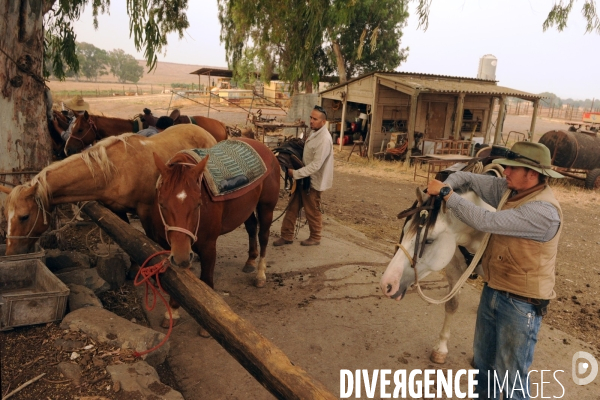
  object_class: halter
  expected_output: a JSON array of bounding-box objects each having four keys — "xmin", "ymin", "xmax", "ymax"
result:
[
  {"xmin": 64, "ymin": 116, "xmax": 99, "ymax": 154},
  {"xmin": 156, "ymin": 161, "xmax": 203, "ymax": 246},
  {"xmin": 394, "ymin": 196, "xmax": 440, "ymax": 269},
  {"xmin": 5, "ymin": 196, "xmax": 49, "ymax": 240}
]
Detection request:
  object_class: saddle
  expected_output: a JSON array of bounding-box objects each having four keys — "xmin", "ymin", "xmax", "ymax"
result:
[{"xmin": 273, "ymin": 138, "xmax": 310, "ymax": 193}]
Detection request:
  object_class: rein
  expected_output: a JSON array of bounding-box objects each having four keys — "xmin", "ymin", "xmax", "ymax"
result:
[{"xmin": 393, "ymin": 190, "xmax": 511, "ymax": 304}]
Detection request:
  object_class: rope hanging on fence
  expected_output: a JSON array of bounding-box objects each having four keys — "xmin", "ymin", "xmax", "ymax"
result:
[{"xmin": 133, "ymin": 250, "xmax": 173, "ymax": 358}]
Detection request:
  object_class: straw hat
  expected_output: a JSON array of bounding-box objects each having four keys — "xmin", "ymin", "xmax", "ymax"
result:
[
  {"xmin": 64, "ymin": 95, "xmax": 90, "ymax": 111},
  {"xmin": 492, "ymin": 142, "xmax": 564, "ymax": 178}
]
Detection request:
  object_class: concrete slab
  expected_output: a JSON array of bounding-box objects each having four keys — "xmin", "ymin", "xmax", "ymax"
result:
[{"xmin": 136, "ymin": 215, "xmax": 600, "ymax": 399}]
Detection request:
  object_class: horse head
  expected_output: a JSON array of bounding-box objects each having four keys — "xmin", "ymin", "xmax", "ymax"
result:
[
  {"xmin": 64, "ymin": 111, "xmax": 97, "ymax": 156},
  {"xmin": 380, "ymin": 188, "xmax": 459, "ymax": 301},
  {"xmin": 153, "ymin": 152, "xmax": 210, "ymax": 268},
  {"xmin": 140, "ymin": 108, "xmax": 159, "ymax": 129},
  {"xmin": 3, "ymin": 183, "xmax": 51, "ymax": 255}
]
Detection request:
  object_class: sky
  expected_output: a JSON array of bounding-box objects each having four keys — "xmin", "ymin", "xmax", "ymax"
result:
[{"xmin": 72, "ymin": 0, "xmax": 599, "ymax": 100}]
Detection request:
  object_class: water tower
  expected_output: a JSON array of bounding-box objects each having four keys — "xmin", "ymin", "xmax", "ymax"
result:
[{"xmin": 477, "ymin": 54, "xmax": 497, "ymax": 80}]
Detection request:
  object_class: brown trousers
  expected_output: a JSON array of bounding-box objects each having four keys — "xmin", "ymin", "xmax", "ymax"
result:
[{"xmin": 280, "ymin": 188, "xmax": 322, "ymax": 241}]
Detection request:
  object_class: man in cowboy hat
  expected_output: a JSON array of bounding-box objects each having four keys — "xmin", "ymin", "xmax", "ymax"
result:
[
  {"xmin": 427, "ymin": 141, "xmax": 563, "ymax": 400},
  {"xmin": 52, "ymin": 95, "xmax": 90, "ymax": 142}
]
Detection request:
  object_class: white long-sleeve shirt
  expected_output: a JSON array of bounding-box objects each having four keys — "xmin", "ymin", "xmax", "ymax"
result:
[{"xmin": 292, "ymin": 125, "xmax": 334, "ymax": 191}]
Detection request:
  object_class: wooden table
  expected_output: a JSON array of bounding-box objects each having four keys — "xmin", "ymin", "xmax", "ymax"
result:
[{"xmin": 412, "ymin": 154, "xmax": 473, "ymax": 183}]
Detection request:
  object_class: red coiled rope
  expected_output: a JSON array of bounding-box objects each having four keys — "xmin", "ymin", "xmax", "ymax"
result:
[{"xmin": 133, "ymin": 250, "xmax": 173, "ymax": 357}]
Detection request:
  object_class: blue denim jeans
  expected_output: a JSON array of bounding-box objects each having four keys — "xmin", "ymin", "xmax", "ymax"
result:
[{"xmin": 474, "ymin": 284, "xmax": 543, "ymax": 399}]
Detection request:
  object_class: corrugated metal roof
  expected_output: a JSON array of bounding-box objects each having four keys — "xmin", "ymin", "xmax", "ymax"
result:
[{"xmin": 321, "ymin": 71, "xmax": 542, "ymax": 100}]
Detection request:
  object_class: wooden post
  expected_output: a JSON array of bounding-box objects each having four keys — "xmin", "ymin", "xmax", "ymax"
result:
[
  {"xmin": 368, "ymin": 78, "xmax": 380, "ymax": 158},
  {"xmin": 529, "ymin": 99, "xmax": 540, "ymax": 142},
  {"xmin": 339, "ymin": 89, "xmax": 348, "ymax": 151},
  {"xmin": 405, "ymin": 91, "xmax": 420, "ymax": 164},
  {"xmin": 453, "ymin": 93, "xmax": 465, "ymax": 139},
  {"xmin": 494, "ymin": 95, "xmax": 506, "ymax": 145},
  {"xmin": 80, "ymin": 202, "xmax": 336, "ymax": 400}
]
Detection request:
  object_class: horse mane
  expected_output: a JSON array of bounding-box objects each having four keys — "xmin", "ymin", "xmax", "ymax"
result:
[
  {"xmin": 24, "ymin": 133, "xmax": 136, "ymax": 206},
  {"xmin": 160, "ymin": 153, "xmax": 201, "ymax": 196}
]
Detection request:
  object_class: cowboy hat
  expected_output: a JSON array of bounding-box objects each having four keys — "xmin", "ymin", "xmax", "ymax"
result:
[
  {"xmin": 64, "ymin": 95, "xmax": 90, "ymax": 111},
  {"xmin": 492, "ymin": 141, "xmax": 564, "ymax": 178}
]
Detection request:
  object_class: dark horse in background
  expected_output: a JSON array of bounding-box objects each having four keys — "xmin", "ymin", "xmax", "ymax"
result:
[
  {"xmin": 151, "ymin": 138, "xmax": 280, "ymax": 335},
  {"xmin": 63, "ymin": 110, "xmax": 228, "ymax": 155}
]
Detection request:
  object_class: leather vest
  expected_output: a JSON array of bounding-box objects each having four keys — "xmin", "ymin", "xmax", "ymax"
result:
[{"xmin": 482, "ymin": 184, "xmax": 562, "ymax": 299}]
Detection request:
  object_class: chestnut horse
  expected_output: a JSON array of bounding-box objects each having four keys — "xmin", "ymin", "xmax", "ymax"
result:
[
  {"xmin": 64, "ymin": 111, "xmax": 228, "ymax": 155},
  {"xmin": 3, "ymin": 125, "xmax": 217, "ymax": 255},
  {"xmin": 152, "ymin": 138, "xmax": 280, "ymax": 333}
]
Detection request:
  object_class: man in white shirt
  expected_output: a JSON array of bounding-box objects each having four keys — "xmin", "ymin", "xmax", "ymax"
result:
[{"xmin": 273, "ymin": 105, "xmax": 334, "ymax": 246}]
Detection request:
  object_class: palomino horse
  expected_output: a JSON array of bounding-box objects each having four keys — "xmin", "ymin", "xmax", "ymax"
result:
[
  {"xmin": 3, "ymin": 125, "xmax": 217, "ymax": 255},
  {"xmin": 152, "ymin": 138, "xmax": 280, "ymax": 333},
  {"xmin": 63, "ymin": 111, "xmax": 228, "ymax": 155},
  {"xmin": 379, "ymin": 188, "xmax": 493, "ymax": 364}
]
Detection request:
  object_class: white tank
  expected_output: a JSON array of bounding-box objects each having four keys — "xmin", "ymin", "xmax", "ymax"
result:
[{"xmin": 477, "ymin": 54, "xmax": 497, "ymax": 80}]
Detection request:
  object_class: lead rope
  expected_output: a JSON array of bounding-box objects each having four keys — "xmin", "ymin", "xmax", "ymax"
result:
[
  {"xmin": 402, "ymin": 189, "xmax": 511, "ymax": 305},
  {"xmin": 133, "ymin": 250, "xmax": 173, "ymax": 357}
]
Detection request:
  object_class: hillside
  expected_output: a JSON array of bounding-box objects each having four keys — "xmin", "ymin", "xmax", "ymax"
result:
[{"xmin": 47, "ymin": 60, "xmax": 225, "ymax": 92}]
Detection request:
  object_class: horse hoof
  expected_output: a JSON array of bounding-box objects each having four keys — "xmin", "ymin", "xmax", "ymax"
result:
[
  {"xmin": 242, "ymin": 264, "xmax": 256, "ymax": 273},
  {"xmin": 161, "ymin": 317, "xmax": 178, "ymax": 329},
  {"xmin": 255, "ymin": 279, "xmax": 266, "ymax": 288},
  {"xmin": 430, "ymin": 350, "xmax": 447, "ymax": 364},
  {"xmin": 198, "ymin": 326, "xmax": 211, "ymax": 338}
]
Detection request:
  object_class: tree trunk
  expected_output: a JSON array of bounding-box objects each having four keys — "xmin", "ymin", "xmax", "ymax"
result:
[
  {"xmin": 0, "ymin": 0, "xmax": 53, "ymax": 237},
  {"xmin": 331, "ymin": 40, "xmax": 347, "ymax": 84},
  {"xmin": 304, "ymin": 80, "xmax": 313, "ymax": 94}
]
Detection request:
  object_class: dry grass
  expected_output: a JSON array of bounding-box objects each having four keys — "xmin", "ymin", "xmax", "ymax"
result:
[{"xmin": 336, "ymin": 148, "xmax": 599, "ymax": 206}]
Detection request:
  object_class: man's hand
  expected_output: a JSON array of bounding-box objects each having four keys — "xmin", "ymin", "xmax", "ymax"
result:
[
  {"xmin": 287, "ymin": 168, "xmax": 294, "ymax": 179},
  {"xmin": 427, "ymin": 179, "xmax": 446, "ymax": 196}
]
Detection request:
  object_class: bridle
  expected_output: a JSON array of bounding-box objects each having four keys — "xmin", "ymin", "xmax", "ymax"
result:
[
  {"xmin": 394, "ymin": 195, "xmax": 441, "ymax": 271},
  {"xmin": 156, "ymin": 159, "xmax": 203, "ymax": 246},
  {"xmin": 64, "ymin": 116, "xmax": 99, "ymax": 154},
  {"xmin": 390, "ymin": 190, "xmax": 511, "ymax": 304},
  {"xmin": 6, "ymin": 196, "xmax": 50, "ymax": 240}
]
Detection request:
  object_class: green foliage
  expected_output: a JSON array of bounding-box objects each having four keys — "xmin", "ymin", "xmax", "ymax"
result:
[
  {"xmin": 76, "ymin": 42, "xmax": 109, "ymax": 81},
  {"xmin": 331, "ymin": 0, "xmax": 409, "ymax": 79},
  {"xmin": 107, "ymin": 49, "xmax": 144, "ymax": 83},
  {"xmin": 538, "ymin": 92, "xmax": 563, "ymax": 108},
  {"xmin": 411, "ymin": 0, "xmax": 600, "ymax": 35},
  {"xmin": 43, "ymin": 0, "xmax": 190, "ymax": 79},
  {"xmin": 217, "ymin": 0, "xmax": 409, "ymax": 88}
]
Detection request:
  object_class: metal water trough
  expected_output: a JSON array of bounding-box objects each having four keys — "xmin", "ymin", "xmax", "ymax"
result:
[
  {"xmin": 0, "ymin": 249, "xmax": 69, "ymax": 330},
  {"xmin": 538, "ymin": 130, "xmax": 600, "ymax": 189}
]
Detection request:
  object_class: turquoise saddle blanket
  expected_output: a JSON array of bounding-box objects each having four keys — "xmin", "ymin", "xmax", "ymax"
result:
[{"xmin": 181, "ymin": 140, "xmax": 267, "ymax": 197}]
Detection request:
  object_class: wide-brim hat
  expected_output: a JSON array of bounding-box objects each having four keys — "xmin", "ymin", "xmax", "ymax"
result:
[
  {"xmin": 492, "ymin": 141, "xmax": 564, "ymax": 178},
  {"xmin": 64, "ymin": 95, "xmax": 90, "ymax": 111}
]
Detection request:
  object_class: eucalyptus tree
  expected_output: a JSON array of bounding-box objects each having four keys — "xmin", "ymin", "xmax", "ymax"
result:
[
  {"xmin": 0, "ymin": 0, "xmax": 189, "ymax": 235},
  {"xmin": 217, "ymin": 0, "xmax": 409, "ymax": 89}
]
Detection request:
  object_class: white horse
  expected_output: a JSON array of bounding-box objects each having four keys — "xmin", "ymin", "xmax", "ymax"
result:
[{"xmin": 379, "ymin": 188, "xmax": 494, "ymax": 364}]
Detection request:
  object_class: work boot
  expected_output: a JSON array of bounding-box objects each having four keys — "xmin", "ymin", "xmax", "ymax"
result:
[
  {"xmin": 300, "ymin": 238, "xmax": 320, "ymax": 246},
  {"xmin": 273, "ymin": 237, "xmax": 293, "ymax": 246}
]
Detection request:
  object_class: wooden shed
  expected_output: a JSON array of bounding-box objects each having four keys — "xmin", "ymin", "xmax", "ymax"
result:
[{"xmin": 319, "ymin": 72, "xmax": 543, "ymax": 158}]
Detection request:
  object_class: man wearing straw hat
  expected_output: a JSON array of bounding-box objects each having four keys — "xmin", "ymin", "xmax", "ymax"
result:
[
  {"xmin": 427, "ymin": 141, "xmax": 564, "ymax": 400},
  {"xmin": 52, "ymin": 95, "xmax": 90, "ymax": 142}
]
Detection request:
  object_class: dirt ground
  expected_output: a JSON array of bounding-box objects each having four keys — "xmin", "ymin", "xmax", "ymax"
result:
[{"xmin": 2, "ymin": 98, "xmax": 599, "ymax": 398}]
